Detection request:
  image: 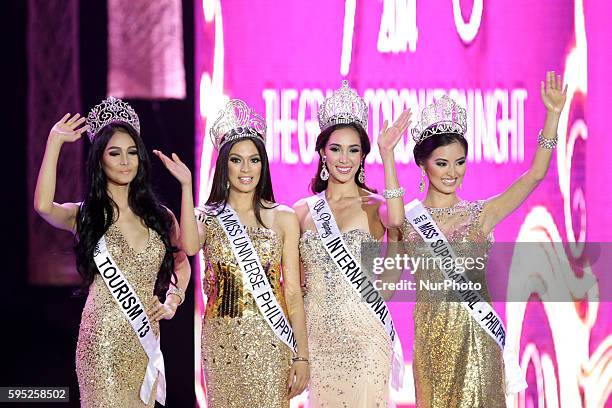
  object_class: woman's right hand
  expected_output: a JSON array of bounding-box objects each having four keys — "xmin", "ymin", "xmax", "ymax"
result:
[{"xmin": 49, "ymin": 113, "xmax": 89, "ymax": 145}]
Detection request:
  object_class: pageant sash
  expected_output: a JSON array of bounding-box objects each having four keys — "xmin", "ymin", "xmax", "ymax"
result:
[
  {"xmin": 215, "ymin": 205, "xmax": 297, "ymax": 353},
  {"xmin": 93, "ymin": 236, "xmax": 166, "ymax": 405},
  {"xmin": 404, "ymin": 199, "xmax": 527, "ymax": 394},
  {"xmin": 306, "ymin": 193, "xmax": 405, "ymax": 390}
]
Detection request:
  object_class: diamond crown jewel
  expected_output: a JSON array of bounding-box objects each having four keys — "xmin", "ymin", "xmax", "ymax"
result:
[
  {"xmin": 318, "ymin": 80, "xmax": 368, "ymax": 132},
  {"xmin": 210, "ymin": 99, "xmax": 267, "ymax": 150},
  {"xmin": 412, "ymin": 95, "xmax": 467, "ymax": 145},
  {"xmin": 86, "ymin": 96, "xmax": 140, "ymax": 141}
]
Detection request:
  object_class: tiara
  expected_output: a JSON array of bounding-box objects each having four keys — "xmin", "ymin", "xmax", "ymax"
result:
[
  {"xmin": 86, "ymin": 96, "xmax": 140, "ymax": 141},
  {"xmin": 318, "ymin": 80, "xmax": 368, "ymax": 132},
  {"xmin": 411, "ymin": 95, "xmax": 467, "ymax": 145},
  {"xmin": 210, "ymin": 99, "xmax": 266, "ymax": 150}
]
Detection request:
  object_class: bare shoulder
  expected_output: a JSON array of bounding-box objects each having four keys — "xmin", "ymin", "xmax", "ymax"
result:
[
  {"xmin": 292, "ymin": 197, "xmax": 309, "ymax": 211},
  {"xmin": 291, "ymin": 197, "xmax": 310, "ymax": 221},
  {"xmin": 267, "ymin": 204, "xmax": 298, "ymax": 241},
  {"xmin": 273, "ymin": 203, "xmax": 296, "ymax": 215},
  {"xmin": 273, "ymin": 204, "xmax": 299, "ymax": 227}
]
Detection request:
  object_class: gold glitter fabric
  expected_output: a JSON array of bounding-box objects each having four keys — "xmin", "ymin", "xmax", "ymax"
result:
[
  {"xmin": 200, "ymin": 214, "xmax": 291, "ymax": 408},
  {"xmin": 402, "ymin": 200, "xmax": 505, "ymax": 408},
  {"xmin": 300, "ymin": 229, "xmax": 392, "ymax": 408},
  {"xmin": 76, "ymin": 223, "xmax": 165, "ymax": 408}
]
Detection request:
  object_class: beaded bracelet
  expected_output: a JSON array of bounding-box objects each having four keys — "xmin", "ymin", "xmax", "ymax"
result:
[
  {"xmin": 291, "ymin": 356, "xmax": 309, "ymax": 363},
  {"xmin": 166, "ymin": 285, "xmax": 185, "ymax": 306},
  {"xmin": 537, "ymin": 130, "xmax": 558, "ymax": 149},
  {"xmin": 382, "ymin": 187, "xmax": 405, "ymax": 199}
]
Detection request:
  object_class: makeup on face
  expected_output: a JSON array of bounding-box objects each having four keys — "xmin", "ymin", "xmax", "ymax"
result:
[
  {"xmin": 424, "ymin": 142, "xmax": 467, "ymax": 193},
  {"xmin": 323, "ymin": 127, "xmax": 363, "ymax": 182},
  {"xmin": 227, "ymin": 139, "xmax": 262, "ymax": 192},
  {"xmin": 102, "ymin": 131, "xmax": 139, "ymax": 184}
]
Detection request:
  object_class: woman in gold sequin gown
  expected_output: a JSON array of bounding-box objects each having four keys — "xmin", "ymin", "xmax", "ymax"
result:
[
  {"xmin": 403, "ymin": 201, "xmax": 507, "ymax": 407},
  {"xmin": 33, "ymin": 99, "xmax": 196, "ymax": 407},
  {"xmin": 398, "ymin": 72, "xmax": 567, "ymax": 407},
  {"xmin": 191, "ymin": 99, "xmax": 310, "ymax": 407},
  {"xmin": 293, "ymin": 81, "xmax": 412, "ymax": 407}
]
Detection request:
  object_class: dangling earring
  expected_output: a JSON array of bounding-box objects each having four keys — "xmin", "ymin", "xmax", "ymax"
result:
[
  {"xmin": 358, "ymin": 162, "xmax": 365, "ymax": 184},
  {"xmin": 418, "ymin": 170, "xmax": 426, "ymax": 193},
  {"xmin": 226, "ymin": 181, "xmax": 230, "ymax": 190},
  {"xmin": 320, "ymin": 156, "xmax": 329, "ymax": 181}
]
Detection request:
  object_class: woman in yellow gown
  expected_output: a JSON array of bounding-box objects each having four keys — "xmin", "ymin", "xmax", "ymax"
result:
[
  {"xmin": 191, "ymin": 99, "xmax": 310, "ymax": 407},
  {"xmin": 400, "ymin": 71, "xmax": 567, "ymax": 407}
]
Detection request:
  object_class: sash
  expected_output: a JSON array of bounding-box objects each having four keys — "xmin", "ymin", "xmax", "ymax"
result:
[
  {"xmin": 306, "ymin": 193, "xmax": 405, "ymax": 390},
  {"xmin": 93, "ymin": 236, "xmax": 166, "ymax": 405},
  {"xmin": 215, "ymin": 204, "xmax": 297, "ymax": 353},
  {"xmin": 404, "ymin": 199, "xmax": 527, "ymax": 394}
]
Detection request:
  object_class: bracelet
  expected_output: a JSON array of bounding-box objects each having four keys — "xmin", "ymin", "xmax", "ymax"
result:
[
  {"xmin": 166, "ymin": 285, "xmax": 185, "ymax": 305},
  {"xmin": 291, "ymin": 356, "xmax": 309, "ymax": 363},
  {"xmin": 382, "ymin": 187, "xmax": 405, "ymax": 199},
  {"xmin": 537, "ymin": 130, "xmax": 558, "ymax": 149}
]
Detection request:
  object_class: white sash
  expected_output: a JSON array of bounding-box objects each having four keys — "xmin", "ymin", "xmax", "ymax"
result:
[
  {"xmin": 93, "ymin": 236, "xmax": 166, "ymax": 405},
  {"xmin": 306, "ymin": 193, "xmax": 405, "ymax": 390},
  {"xmin": 215, "ymin": 204, "xmax": 297, "ymax": 353},
  {"xmin": 404, "ymin": 199, "xmax": 527, "ymax": 394}
]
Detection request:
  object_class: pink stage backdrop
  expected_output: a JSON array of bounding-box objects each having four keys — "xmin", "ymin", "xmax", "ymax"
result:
[{"xmin": 195, "ymin": 1, "xmax": 611, "ymax": 406}]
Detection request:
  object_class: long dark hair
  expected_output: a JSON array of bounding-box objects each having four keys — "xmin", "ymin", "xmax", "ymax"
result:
[
  {"xmin": 75, "ymin": 122, "xmax": 177, "ymax": 297},
  {"xmin": 310, "ymin": 123, "xmax": 376, "ymax": 194},
  {"xmin": 413, "ymin": 132, "xmax": 468, "ymax": 166},
  {"xmin": 205, "ymin": 137, "xmax": 276, "ymax": 227}
]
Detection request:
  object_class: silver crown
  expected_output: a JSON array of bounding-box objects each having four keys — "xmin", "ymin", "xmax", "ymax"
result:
[
  {"xmin": 210, "ymin": 99, "xmax": 266, "ymax": 150},
  {"xmin": 318, "ymin": 80, "xmax": 368, "ymax": 132},
  {"xmin": 86, "ymin": 96, "xmax": 140, "ymax": 141},
  {"xmin": 412, "ymin": 95, "xmax": 467, "ymax": 145}
]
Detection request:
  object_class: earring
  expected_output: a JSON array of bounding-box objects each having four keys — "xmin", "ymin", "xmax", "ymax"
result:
[
  {"xmin": 226, "ymin": 181, "xmax": 230, "ymax": 190},
  {"xmin": 358, "ymin": 163, "xmax": 365, "ymax": 184},
  {"xmin": 418, "ymin": 170, "xmax": 425, "ymax": 193},
  {"xmin": 320, "ymin": 156, "xmax": 329, "ymax": 181}
]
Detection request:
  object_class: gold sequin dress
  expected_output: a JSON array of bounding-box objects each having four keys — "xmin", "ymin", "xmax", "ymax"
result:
[
  {"xmin": 199, "ymin": 214, "xmax": 291, "ymax": 408},
  {"xmin": 300, "ymin": 229, "xmax": 392, "ymax": 408},
  {"xmin": 402, "ymin": 200, "xmax": 505, "ymax": 408},
  {"xmin": 76, "ymin": 223, "xmax": 165, "ymax": 407}
]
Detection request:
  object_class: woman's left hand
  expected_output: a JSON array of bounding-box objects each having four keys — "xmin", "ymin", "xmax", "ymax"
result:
[
  {"xmin": 541, "ymin": 70, "xmax": 568, "ymax": 114},
  {"xmin": 153, "ymin": 150, "xmax": 192, "ymax": 187},
  {"xmin": 287, "ymin": 360, "xmax": 310, "ymax": 399},
  {"xmin": 378, "ymin": 109, "xmax": 412, "ymax": 158},
  {"xmin": 148, "ymin": 295, "xmax": 178, "ymax": 322}
]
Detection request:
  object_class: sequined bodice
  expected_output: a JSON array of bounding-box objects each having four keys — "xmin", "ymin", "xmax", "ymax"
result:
[
  {"xmin": 201, "ymin": 216, "xmax": 287, "ymax": 319},
  {"xmin": 402, "ymin": 200, "xmax": 494, "ymax": 302},
  {"xmin": 85, "ymin": 223, "xmax": 165, "ymax": 318},
  {"xmin": 299, "ymin": 229, "xmax": 379, "ymax": 300},
  {"xmin": 299, "ymin": 229, "xmax": 393, "ymax": 406}
]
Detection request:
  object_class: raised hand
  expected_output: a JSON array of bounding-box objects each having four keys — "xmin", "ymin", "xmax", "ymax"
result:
[
  {"xmin": 541, "ymin": 71, "xmax": 568, "ymax": 114},
  {"xmin": 153, "ymin": 150, "xmax": 192, "ymax": 187},
  {"xmin": 49, "ymin": 113, "xmax": 89, "ymax": 144},
  {"xmin": 378, "ymin": 109, "xmax": 412, "ymax": 158}
]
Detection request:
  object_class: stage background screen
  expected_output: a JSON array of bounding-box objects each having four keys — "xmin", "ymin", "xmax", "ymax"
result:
[{"xmin": 195, "ymin": 1, "xmax": 611, "ymax": 406}]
